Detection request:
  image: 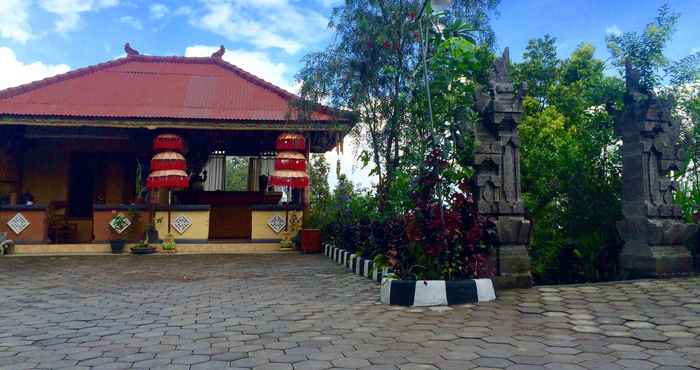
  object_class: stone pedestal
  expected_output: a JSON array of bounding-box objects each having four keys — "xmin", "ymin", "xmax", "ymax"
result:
[
  {"xmin": 474, "ymin": 48, "xmax": 533, "ymax": 288},
  {"xmin": 617, "ymin": 217, "xmax": 695, "ymax": 278}
]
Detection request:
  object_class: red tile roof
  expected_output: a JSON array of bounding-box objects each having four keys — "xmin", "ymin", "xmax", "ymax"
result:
[{"xmin": 0, "ymin": 54, "xmax": 345, "ymax": 124}]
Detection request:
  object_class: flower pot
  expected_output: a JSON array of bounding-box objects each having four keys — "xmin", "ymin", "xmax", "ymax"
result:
[
  {"xmin": 300, "ymin": 229, "xmax": 321, "ymax": 254},
  {"xmin": 146, "ymin": 227, "xmax": 159, "ymax": 244},
  {"xmin": 110, "ymin": 239, "xmax": 126, "ymax": 254},
  {"xmin": 131, "ymin": 247, "xmax": 157, "ymax": 255}
]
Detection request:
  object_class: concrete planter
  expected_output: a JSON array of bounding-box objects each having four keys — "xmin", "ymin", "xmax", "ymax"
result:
[
  {"xmin": 380, "ymin": 278, "xmax": 495, "ymax": 306},
  {"xmin": 324, "ymin": 244, "xmax": 496, "ymax": 306}
]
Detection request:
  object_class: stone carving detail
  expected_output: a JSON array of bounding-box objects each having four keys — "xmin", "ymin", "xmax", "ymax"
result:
[
  {"xmin": 474, "ymin": 48, "xmax": 526, "ymax": 216},
  {"xmin": 7, "ymin": 213, "xmax": 30, "ymax": 235},
  {"xmin": 473, "ymin": 48, "xmax": 532, "ymax": 286},
  {"xmin": 615, "ymin": 62, "xmax": 696, "ymax": 277}
]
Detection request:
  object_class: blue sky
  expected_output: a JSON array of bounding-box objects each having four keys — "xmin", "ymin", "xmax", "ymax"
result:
[
  {"xmin": 0, "ymin": 0, "xmax": 698, "ymax": 186},
  {"xmin": 1, "ymin": 0, "xmax": 698, "ymax": 93}
]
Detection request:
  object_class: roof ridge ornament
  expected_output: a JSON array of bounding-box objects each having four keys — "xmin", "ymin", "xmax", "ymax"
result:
[
  {"xmin": 124, "ymin": 43, "xmax": 140, "ymax": 57},
  {"xmin": 211, "ymin": 45, "xmax": 225, "ymax": 59}
]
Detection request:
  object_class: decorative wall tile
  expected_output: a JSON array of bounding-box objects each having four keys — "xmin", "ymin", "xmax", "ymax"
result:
[
  {"xmin": 171, "ymin": 215, "xmax": 192, "ymax": 235},
  {"xmin": 267, "ymin": 215, "xmax": 286, "ymax": 234},
  {"xmin": 7, "ymin": 213, "xmax": 30, "ymax": 235},
  {"xmin": 109, "ymin": 217, "xmax": 131, "ymax": 235}
]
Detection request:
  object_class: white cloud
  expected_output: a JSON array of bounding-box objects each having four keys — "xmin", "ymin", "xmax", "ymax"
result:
[
  {"xmin": 149, "ymin": 3, "xmax": 169, "ymax": 19},
  {"xmin": 0, "ymin": 47, "xmax": 71, "ymax": 90},
  {"xmin": 325, "ymin": 136, "xmax": 376, "ymax": 189},
  {"xmin": 39, "ymin": 0, "xmax": 120, "ymax": 33},
  {"xmin": 185, "ymin": 45, "xmax": 292, "ymax": 91},
  {"xmin": 119, "ymin": 15, "xmax": 142, "ymax": 30},
  {"xmin": 605, "ymin": 25, "xmax": 622, "ymax": 37},
  {"xmin": 692, "ymin": 47, "xmax": 700, "ymax": 54},
  {"xmin": 192, "ymin": 0, "xmax": 329, "ymax": 54},
  {"xmin": 0, "ymin": 0, "xmax": 33, "ymax": 43}
]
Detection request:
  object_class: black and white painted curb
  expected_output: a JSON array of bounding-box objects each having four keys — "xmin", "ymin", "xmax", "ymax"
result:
[
  {"xmin": 324, "ymin": 244, "xmax": 392, "ymax": 283},
  {"xmin": 324, "ymin": 244, "xmax": 496, "ymax": 306},
  {"xmin": 379, "ymin": 278, "xmax": 496, "ymax": 306}
]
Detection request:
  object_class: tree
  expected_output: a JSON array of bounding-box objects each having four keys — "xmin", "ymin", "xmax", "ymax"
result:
[
  {"xmin": 606, "ymin": 4, "xmax": 679, "ymax": 91},
  {"xmin": 297, "ymin": 0, "xmax": 499, "ymax": 211},
  {"xmin": 225, "ymin": 157, "xmax": 248, "ymax": 191},
  {"xmin": 515, "ymin": 40, "xmax": 625, "ymax": 283},
  {"xmin": 306, "ymin": 154, "xmax": 332, "ymax": 228}
]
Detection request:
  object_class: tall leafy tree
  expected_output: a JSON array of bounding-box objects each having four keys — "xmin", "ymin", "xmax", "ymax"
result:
[
  {"xmin": 297, "ymin": 0, "xmax": 498, "ymax": 211},
  {"xmin": 515, "ymin": 40, "xmax": 625, "ymax": 283}
]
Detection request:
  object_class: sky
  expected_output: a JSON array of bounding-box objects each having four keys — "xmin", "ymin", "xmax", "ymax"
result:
[{"xmin": 0, "ymin": 0, "xmax": 699, "ymax": 188}]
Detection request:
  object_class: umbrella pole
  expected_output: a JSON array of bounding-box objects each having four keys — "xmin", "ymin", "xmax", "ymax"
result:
[
  {"xmin": 167, "ymin": 189, "xmax": 172, "ymax": 235},
  {"xmin": 285, "ymin": 186, "xmax": 289, "ymax": 233}
]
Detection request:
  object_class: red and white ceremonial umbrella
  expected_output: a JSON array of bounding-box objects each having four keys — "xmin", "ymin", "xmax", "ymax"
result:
[
  {"xmin": 147, "ymin": 134, "xmax": 189, "ymax": 235},
  {"xmin": 271, "ymin": 133, "xmax": 309, "ymax": 236},
  {"xmin": 275, "ymin": 132, "xmax": 306, "ymax": 151},
  {"xmin": 150, "ymin": 152, "xmax": 186, "ymax": 171}
]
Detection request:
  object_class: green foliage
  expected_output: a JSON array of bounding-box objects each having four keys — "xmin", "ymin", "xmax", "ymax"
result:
[
  {"xmin": 306, "ymin": 154, "xmax": 332, "ymax": 229},
  {"xmin": 162, "ymin": 239, "xmax": 176, "ymax": 251},
  {"xmin": 516, "ymin": 40, "xmax": 625, "ymax": 283},
  {"xmin": 606, "ymin": 4, "xmax": 679, "ymax": 90},
  {"xmin": 132, "ymin": 241, "xmax": 150, "ymax": 249},
  {"xmin": 225, "ymin": 157, "xmax": 248, "ymax": 191},
  {"xmin": 298, "ymin": 0, "xmax": 498, "ymax": 209}
]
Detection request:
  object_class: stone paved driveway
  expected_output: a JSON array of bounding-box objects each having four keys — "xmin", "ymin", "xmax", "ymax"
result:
[{"xmin": 1, "ymin": 254, "xmax": 699, "ymax": 370}]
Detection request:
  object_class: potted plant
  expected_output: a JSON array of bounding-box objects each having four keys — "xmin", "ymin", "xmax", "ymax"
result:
[
  {"xmin": 145, "ymin": 217, "xmax": 161, "ymax": 244},
  {"xmin": 108, "ymin": 211, "xmax": 130, "ymax": 254},
  {"xmin": 160, "ymin": 238, "xmax": 177, "ymax": 254},
  {"xmin": 300, "ymin": 229, "xmax": 321, "ymax": 254},
  {"xmin": 131, "ymin": 240, "xmax": 157, "ymax": 255}
]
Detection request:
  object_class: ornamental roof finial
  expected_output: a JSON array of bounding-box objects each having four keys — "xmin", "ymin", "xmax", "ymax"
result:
[
  {"xmin": 124, "ymin": 42, "xmax": 140, "ymax": 57},
  {"xmin": 211, "ymin": 45, "xmax": 225, "ymax": 59}
]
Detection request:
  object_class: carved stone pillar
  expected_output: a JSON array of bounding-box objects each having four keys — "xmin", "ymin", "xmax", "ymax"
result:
[
  {"xmin": 616, "ymin": 64, "xmax": 696, "ymax": 278},
  {"xmin": 474, "ymin": 48, "xmax": 532, "ymax": 288}
]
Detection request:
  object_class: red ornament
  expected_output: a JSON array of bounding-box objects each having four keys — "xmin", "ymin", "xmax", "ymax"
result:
[
  {"xmin": 270, "ymin": 173, "xmax": 309, "ymax": 189},
  {"xmin": 274, "ymin": 151, "xmax": 306, "ymax": 171},
  {"xmin": 275, "ymin": 133, "xmax": 305, "ymax": 151},
  {"xmin": 150, "ymin": 151, "xmax": 186, "ymax": 171},
  {"xmin": 153, "ymin": 134, "xmax": 185, "ymax": 152},
  {"xmin": 147, "ymin": 170, "xmax": 189, "ymax": 190}
]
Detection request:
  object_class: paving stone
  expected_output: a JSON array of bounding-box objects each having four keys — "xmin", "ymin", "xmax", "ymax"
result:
[
  {"xmin": 0, "ymin": 255, "xmax": 698, "ymax": 370},
  {"xmin": 294, "ymin": 360, "xmax": 333, "ymax": 370},
  {"xmin": 333, "ymin": 357, "xmax": 372, "ymax": 368}
]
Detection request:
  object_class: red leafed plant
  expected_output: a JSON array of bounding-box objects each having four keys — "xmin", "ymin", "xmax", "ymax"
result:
[{"xmin": 387, "ymin": 148, "xmax": 497, "ymax": 280}]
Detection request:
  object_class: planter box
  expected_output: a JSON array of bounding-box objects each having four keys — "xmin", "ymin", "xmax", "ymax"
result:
[
  {"xmin": 323, "ymin": 244, "xmax": 497, "ymax": 307},
  {"xmin": 380, "ymin": 278, "xmax": 496, "ymax": 307},
  {"xmin": 131, "ymin": 247, "xmax": 157, "ymax": 255},
  {"xmin": 300, "ymin": 229, "xmax": 321, "ymax": 253}
]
